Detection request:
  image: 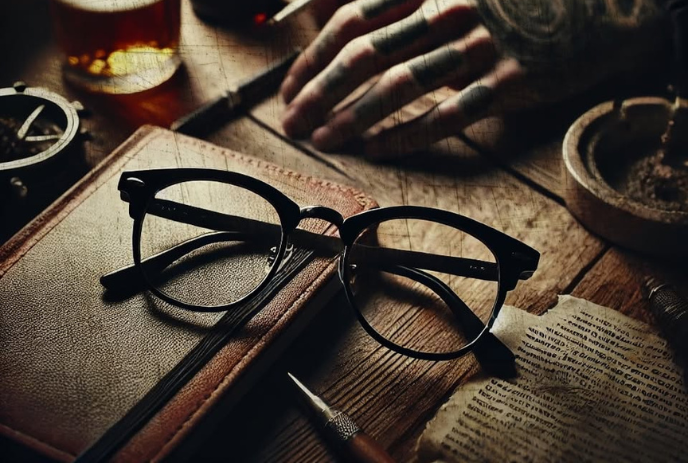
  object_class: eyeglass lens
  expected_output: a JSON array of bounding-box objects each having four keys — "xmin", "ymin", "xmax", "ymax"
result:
[
  {"xmin": 139, "ymin": 180, "xmax": 283, "ymax": 308},
  {"xmin": 345, "ymin": 218, "xmax": 499, "ymax": 356}
]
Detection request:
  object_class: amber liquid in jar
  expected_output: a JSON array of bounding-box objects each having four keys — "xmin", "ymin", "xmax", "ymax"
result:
[{"xmin": 51, "ymin": 0, "xmax": 182, "ymax": 94}]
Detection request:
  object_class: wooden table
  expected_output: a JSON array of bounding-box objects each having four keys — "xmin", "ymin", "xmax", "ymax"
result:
[{"xmin": 1, "ymin": 1, "xmax": 685, "ymax": 462}]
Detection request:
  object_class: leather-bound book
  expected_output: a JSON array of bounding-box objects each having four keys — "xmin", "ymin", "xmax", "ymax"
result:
[{"xmin": 0, "ymin": 126, "xmax": 376, "ymax": 462}]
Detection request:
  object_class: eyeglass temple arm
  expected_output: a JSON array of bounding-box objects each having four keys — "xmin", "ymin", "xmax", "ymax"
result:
[
  {"xmin": 133, "ymin": 198, "xmax": 517, "ymax": 281},
  {"xmin": 100, "ymin": 231, "xmax": 253, "ymax": 291},
  {"xmin": 147, "ymin": 198, "xmax": 344, "ymax": 254},
  {"xmin": 375, "ymin": 264, "xmax": 515, "ymax": 375},
  {"xmin": 351, "ymin": 246, "xmax": 504, "ymax": 282}
]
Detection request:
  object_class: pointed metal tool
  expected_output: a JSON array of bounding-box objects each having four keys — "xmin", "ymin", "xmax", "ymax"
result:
[{"xmin": 287, "ymin": 372, "xmax": 396, "ymax": 463}]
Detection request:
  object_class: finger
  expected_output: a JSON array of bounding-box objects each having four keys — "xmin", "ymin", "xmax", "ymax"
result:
[
  {"xmin": 282, "ymin": 1, "xmax": 480, "ymax": 138},
  {"xmin": 310, "ymin": 25, "xmax": 496, "ymax": 152},
  {"xmin": 363, "ymin": 58, "xmax": 525, "ymax": 159},
  {"xmin": 280, "ymin": 0, "xmax": 424, "ymax": 104}
]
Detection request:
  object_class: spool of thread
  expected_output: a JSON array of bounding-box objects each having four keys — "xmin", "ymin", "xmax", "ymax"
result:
[{"xmin": 643, "ymin": 277, "xmax": 688, "ymax": 386}]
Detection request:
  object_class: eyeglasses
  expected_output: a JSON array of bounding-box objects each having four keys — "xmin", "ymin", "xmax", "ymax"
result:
[{"xmin": 101, "ymin": 168, "xmax": 539, "ymax": 361}]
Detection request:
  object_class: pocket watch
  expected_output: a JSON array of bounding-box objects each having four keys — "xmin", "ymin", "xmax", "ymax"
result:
[
  {"xmin": 0, "ymin": 81, "xmax": 89, "ymax": 241},
  {"xmin": 0, "ymin": 81, "xmax": 84, "ymax": 182}
]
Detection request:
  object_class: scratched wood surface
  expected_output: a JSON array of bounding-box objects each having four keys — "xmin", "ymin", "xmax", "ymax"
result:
[{"xmin": 2, "ymin": 1, "xmax": 686, "ymax": 463}]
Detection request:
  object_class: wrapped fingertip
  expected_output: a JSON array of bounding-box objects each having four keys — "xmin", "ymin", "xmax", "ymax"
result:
[
  {"xmin": 280, "ymin": 75, "xmax": 297, "ymax": 104},
  {"xmin": 312, "ymin": 126, "xmax": 339, "ymax": 152},
  {"xmin": 282, "ymin": 106, "xmax": 307, "ymax": 138}
]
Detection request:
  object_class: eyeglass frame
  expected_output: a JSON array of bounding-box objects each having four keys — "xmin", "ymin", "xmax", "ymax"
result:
[{"xmin": 101, "ymin": 168, "xmax": 540, "ymax": 361}]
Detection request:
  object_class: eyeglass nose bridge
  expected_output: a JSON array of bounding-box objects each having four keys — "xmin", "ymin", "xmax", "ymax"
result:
[{"xmin": 298, "ymin": 206, "xmax": 344, "ymax": 229}]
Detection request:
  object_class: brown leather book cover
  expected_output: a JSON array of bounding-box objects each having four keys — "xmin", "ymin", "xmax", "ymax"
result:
[{"xmin": 0, "ymin": 126, "xmax": 376, "ymax": 462}]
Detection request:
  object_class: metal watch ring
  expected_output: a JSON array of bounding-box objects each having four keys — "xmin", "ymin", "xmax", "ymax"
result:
[{"xmin": 0, "ymin": 85, "xmax": 80, "ymax": 174}]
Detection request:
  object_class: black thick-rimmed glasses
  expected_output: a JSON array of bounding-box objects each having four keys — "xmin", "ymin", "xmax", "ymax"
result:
[{"xmin": 101, "ymin": 168, "xmax": 539, "ymax": 362}]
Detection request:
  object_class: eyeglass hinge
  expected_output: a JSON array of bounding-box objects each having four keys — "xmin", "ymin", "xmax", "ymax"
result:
[
  {"xmin": 510, "ymin": 251, "xmax": 537, "ymax": 280},
  {"xmin": 119, "ymin": 177, "xmax": 147, "ymax": 218}
]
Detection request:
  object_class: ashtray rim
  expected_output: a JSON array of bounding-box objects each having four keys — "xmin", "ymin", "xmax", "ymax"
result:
[{"xmin": 563, "ymin": 96, "xmax": 688, "ymax": 258}]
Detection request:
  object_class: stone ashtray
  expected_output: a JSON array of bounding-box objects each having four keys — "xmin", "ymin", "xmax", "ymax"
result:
[{"xmin": 563, "ymin": 96, "xmax": 688, "ymax": 258}]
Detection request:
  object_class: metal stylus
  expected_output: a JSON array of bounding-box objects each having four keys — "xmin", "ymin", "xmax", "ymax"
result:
[{"xmin": 287, "ymin": 372, "xmax": 396, "ymax": 463}]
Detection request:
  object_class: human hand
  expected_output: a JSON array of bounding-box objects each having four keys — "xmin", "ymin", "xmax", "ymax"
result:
[{"xmin": 280, "ymin": 0, "xmax": 669, "ymax": 159}]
